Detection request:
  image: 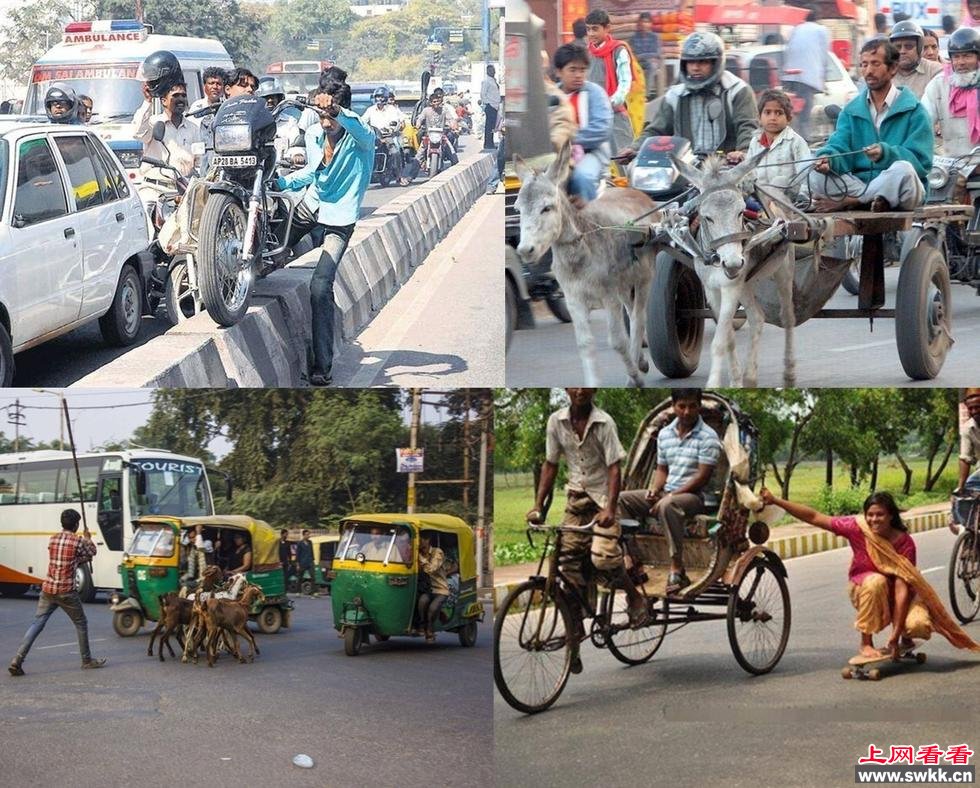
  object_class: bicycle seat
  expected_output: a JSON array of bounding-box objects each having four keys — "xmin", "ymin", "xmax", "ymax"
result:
[{"xmin": 619, "ymin": 519, "xmax": 642, "ymax": 533}]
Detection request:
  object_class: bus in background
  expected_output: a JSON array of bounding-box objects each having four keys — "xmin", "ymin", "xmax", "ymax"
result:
[
  {"xmin": 25, "ymin": 20, "xmax": 233, "ymax": 174},
  {"xmin": 266, "ymin": 60, "xmax": 335, "ymax": 98},
  {"xmin": 0, "ymin": 449, "xmax": 229, "ymax": 601}
]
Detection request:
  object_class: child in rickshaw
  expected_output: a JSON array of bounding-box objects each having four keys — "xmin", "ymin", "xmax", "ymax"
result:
[{"xmin": 760, "ymin": 488, "xmax": 980, "ymax": 660}]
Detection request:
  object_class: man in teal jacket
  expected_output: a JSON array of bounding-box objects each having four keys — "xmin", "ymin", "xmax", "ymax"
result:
[
  {"xmin": 277, "ymin": 77, "xmax": 375, "ymax": 386},
  {"xmin": 806, "ymin": 38, "xmax": 932, "ymax": 213}
]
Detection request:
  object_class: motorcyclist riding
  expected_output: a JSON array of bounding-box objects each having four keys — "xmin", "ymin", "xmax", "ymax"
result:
[
  {"xmin": 363, "ymin": 86, "xmax": 406, "ymax": 177},
  {"xmin": 44, "ymin": 85, "xmax": 84, "ymax": 125},
  {"xmin": 922, "ymin": 27, "xmax": 980, "ymax": 165},
  {"xmin": 890, "ymin": 19, "xmax": 943, "ymax": 99},
  {"xmin": 256, "ymin": 76, "xmax": 286, "ymax": 111},
  {"xmin": 399, "ymin": 88, "xmax": 459, "ymax": 185}
]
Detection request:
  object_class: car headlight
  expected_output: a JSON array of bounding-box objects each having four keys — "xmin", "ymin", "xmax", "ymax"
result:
[
  {"xmin": 214, "ymin": 124, "xmax": 252, "ymax": 153},
  {"xmin": 927, "ymin": 165, "xmax": 949, "ymax": 190},
  {"xmin": 631, "ymin": 166, "xmax": 674, "ymax": 193}
]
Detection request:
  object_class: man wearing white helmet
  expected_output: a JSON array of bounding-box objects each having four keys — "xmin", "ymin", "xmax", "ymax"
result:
[
  {"xmin": 619, "ymin": 32, "xmax": 758, "ymax": 163},
  {"xmin": 890, "ymin": 20, "xmax": 943, "ymax": 98}
]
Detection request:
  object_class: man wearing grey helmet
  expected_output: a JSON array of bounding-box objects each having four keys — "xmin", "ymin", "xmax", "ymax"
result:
[
  {"xmin": 890, "ymin": 20, "xmax": 943, "ymax": 98},
  {"xmin": 618, "ymin": 32, "xmax": 757, "ymax": 163}
]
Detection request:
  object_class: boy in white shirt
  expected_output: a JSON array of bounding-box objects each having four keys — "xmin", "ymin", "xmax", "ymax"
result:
[{"xmin": 742, "ymin": 89, "xmax": 811, "ymax": 195}]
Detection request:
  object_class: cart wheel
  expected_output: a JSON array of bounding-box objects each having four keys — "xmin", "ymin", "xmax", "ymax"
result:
[
  {"xmin": 344, "ymin": 627, "xmax": 364, "ymax": 656},
  {"xmin": 458, "ymin": 620, "xmax": 478, "ymax": 647},
  {"xmin": 727, "ymin": 555, "xmax": 791, "ymax": 675},
  {"xmin": 113, "ymin": 610, "xmax": 143, "ymax": 637},
  {"xmin": 895, "ymin": 243, "xmax": 951, "ymax": 380},
  {"xmin": 647, "ymin": 252, "xmax": 704, "ymax": 378},
  {"xmin": 256, "ymin": 606, "xmax": 283, "ymax": 634},
  {"xmin": 916, "ymin": 652, "xmax": 927, "ymax": 664},
  {"xmin": 604, "ymin": 590, "xmax": 667, "ymax": 666},
  {"xmin": 948, "ymin": 529, "xmax": 980, "ymax": 624},
  {"xmin": 841, "ymin": 666, "xmax": 853, "ymax": 680},
  {"xmin": 494, "ymin": 579, "xmax": 574, "ymax": 714},
  {"xmin": 867, "ymin": 668, "xmax": 881, "ymax": 681}
]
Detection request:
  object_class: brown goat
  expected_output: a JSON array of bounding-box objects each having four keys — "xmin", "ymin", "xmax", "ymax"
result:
[
  {"xmin": 204, "ymin": 585, "xmax": 266, "ymax": 667},
  {"xmin": 148, "ymin": 593, "xmax": 192, "ymax": 661}
]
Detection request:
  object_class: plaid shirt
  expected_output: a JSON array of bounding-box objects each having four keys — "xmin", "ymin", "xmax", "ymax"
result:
[{"xmin": 42, "ymin": 531, "xmax": 97, "ymax": 595}]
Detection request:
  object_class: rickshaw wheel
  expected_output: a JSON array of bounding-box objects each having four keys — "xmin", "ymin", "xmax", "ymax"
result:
[
  {"xmin": 494, "ymin": 579, "xmax": 573, "ymax": 715},
  {"xmin": 948, "ymin": 530, "xmax": 980, "ymax": 624},
  {"xmin": 113, "ymin": 610, "xmax": 143, "ymax": 637},
  {"xmin": 300, "ymin": 580, "xmax": 314, "ymax": 596},
  {"xmin": 604, "ymin": 591, "xmax": 667, "ymax": 666},
  {"xmin": 458, "ymin": 620, "xmax": 478, "ymax": 647},
  {"xmin": 256, "ymin": 606, "xmax": 283, "ymax": 634},
  {"xmin": 727, "ymin": 556, "xmax": 791, "ymax": 675},
  {"xmin": 344, "ymin": 627, "xmax": 364, "ymax": 656}
]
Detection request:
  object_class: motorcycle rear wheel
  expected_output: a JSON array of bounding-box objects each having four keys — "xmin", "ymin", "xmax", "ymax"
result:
[{"xmin": 199, "ymin": 193, "xmax": 254, "ymax": 327}]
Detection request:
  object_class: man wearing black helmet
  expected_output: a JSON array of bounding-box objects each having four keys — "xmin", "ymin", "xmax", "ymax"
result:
[
  {"xmin": 891, "ymin": 20, "xmax": 943, "ymax": 98},
  {"xmin": 922, "ymin": 28, "xmax": 980, "ymax": 200},
  {"xmin": 399, "ymin": 88, "xmax": 459, "ymax": 185},
  {"xmin": 133, "ymin": 51, "xmax": 202, "ymax": 177},
  {"xmin": 618, "ymin": 32, "xmax": 757, "ymax": 163},
  {"xmin": 44, "ymin": 85, "xmax": 83, "ymax": 125}
]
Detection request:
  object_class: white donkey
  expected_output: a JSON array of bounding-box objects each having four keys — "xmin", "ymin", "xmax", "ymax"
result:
[
  {"xmin": 668, "ymin": 155, "xmax": 798, "ymax": 387},
  {"xmin": 514, "ymin": 142, "xmax": 659, "ymax": 386}
]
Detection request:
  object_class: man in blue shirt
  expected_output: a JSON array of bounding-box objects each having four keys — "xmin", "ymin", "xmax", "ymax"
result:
[
  {"xmin": 619, "ymin": 389, "xmax": 722, "ymax": 593},
  {"xmin": 276, "ymin": 77, "xmax": 375, "ymax": 386}
]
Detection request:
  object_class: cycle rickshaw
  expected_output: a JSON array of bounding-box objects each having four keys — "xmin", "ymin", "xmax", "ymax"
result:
[
  {"xmin": 949, "ymin": 489, "xmax": 980, "ymax": 624},
  {"xmin": 494, "ymin": 392, "xmax": 791, "ymax": 714}
]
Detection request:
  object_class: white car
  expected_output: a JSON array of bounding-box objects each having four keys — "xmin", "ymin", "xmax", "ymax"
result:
[{"xmin": 0, "ymin": 122, "xmax": 154, "ymax": 384}]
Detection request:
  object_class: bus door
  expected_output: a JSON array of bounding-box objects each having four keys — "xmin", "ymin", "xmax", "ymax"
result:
[{"xmin": 93, "ymin": 472, "xmax": 124, "ymax": 583}]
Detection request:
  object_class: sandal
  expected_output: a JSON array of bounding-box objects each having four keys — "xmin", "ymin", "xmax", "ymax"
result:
[
  {"xmin": 627, "ymin": 603, "xmax": 652, "ymax": 629},
  {"xmin": 666, "ymin": 572, "xmax": 691, "ymax": 594},
  {"xmin": 8, "ymin": 662, "xmax": 24, "ymax": 677}
]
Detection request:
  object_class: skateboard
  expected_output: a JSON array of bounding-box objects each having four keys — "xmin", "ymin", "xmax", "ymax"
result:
[{"xmin": 841, "ymin": 647, "xmax": 926, "ymax": 681}]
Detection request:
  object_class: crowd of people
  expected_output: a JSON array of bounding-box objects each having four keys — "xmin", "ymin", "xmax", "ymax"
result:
[{"xmin": 533, "ymin": 4, "xmax": 980, "ymax": 215}]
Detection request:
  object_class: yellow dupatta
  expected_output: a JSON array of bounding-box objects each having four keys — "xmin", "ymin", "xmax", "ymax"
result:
[{"xmin": 856, "ymin": 518, "xmax": 980, "ymax": 652}]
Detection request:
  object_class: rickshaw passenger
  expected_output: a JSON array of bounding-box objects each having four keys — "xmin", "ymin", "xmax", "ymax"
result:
[
  {"xmin": 760, "ymin": 489, "xmax": 980, "ymax": 659},
  {"xmin": 619, "ymin": 388, "xmax": 721, "ymax": 594},
  {"xmin": 528, "ymin": 388, "xmax": 650, "ymax": 673},
  {"xmin": 182, "ymin": 525, "xmax": 211, "ymax": 582},
  {"xmin": 417, "ymin": 533, "xmax": 449, "ymax": 642},
  {"xmin": 804, "ymin": 39, "xmax": 932, "ymax": 213},
  {"xmin": 226, "ymin": 532, "xmax": 252, "ymax": 576}
]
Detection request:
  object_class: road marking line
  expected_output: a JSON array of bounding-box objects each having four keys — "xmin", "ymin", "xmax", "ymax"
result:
[
  {"xmin": 37, "ymin": 637, "xmax": 106, "ymax": 651},
  {"xmin": 828, "ymin": 339, "xmax": 897, "ymax": 353},
  {"xmin": 922, "ymin": 566, "xmax": 943, "ymax": 574}
]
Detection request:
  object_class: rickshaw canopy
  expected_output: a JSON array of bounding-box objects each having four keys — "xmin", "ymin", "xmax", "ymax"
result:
[
  {"xmin": 133, "ymin": 514, "xmax": 281, "ymax": 568},
  {"xmin": 338, "ymin": 513, "xmax": 476, "ymax": 580}
]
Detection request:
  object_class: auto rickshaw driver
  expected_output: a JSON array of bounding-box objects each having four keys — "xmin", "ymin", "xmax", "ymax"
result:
[{"xmin": 362, "ymin": 527, "xmax": 391, "ymax": 561}]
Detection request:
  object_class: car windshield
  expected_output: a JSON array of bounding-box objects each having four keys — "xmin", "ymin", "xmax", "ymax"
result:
[
  {"xmin": 339, "ymin": 523, "xmax": 411, "ymax": 564},
  {"xmin": 280, "ymin": 72, "xmax": 320, "ymax": 96},
  {"xmin": 127, "ymin": 524, "xmax": 176, "ymax": 557},
  {"xmin": 26, "ymin": 74, "xmax": 146, "ymax": 122},
  {"xmin": 129, "ymin": 459, "xmax": 212, "ymax": 517}
]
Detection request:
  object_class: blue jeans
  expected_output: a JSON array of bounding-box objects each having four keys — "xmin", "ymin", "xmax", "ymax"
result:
[
  {"xmin": 953, "ymin": 472, "xmax": 980, "ymax": 526},
  {"xmin": 567, "ymin": 151, "xmax": 607, "ymax": 202},
  {"xmin": 13, "ymin": 591, "xmax": 92, "ymax": 666}
]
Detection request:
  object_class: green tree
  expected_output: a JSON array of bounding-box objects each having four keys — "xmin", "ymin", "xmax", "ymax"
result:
[
  {"xmin": 0, "ymin": 0, "xmax": 92, "ymax": 84},
  {"xmin": 738, "ymin": 388, "xmax": 818, "ymax": 498}
]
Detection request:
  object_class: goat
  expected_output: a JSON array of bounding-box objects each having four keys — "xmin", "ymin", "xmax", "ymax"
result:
[{"xmin": 203, "ymin": 584, "xmax": 266, "ymax": 667}]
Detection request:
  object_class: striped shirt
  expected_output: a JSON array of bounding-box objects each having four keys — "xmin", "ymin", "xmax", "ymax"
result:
[
  {"xmin": 42, "ymin": 531, "xmax": 97, "ymax": 596},
  {"xmin": 657, "ymin": 416, "xmax": 722, "ymax": 493}
]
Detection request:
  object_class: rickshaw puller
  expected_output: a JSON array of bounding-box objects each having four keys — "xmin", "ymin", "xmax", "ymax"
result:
[{"xmin": 954, "ymin": 388, "xmax": 980, "ymax": 526}]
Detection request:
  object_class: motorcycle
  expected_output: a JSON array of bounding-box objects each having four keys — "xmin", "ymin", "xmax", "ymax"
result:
[
  {"xmin": 422, "ymin": 127, "xmax": 453, "ymax": 178},
  {"xmin": 627, "ymin": 135, "xmax": 697, "ymax": 200},
  {"xmin": 193, "ymin": 94, "xmax": 316, "ymax": 326},
  {"xmin": 921, "ymin": 145, "xmax": 980, "ymax": 293},
  {"xmin": 371, "ymin": 119, "xmax": 403, "ymax": 187},
  {"xmin": 456, "ymin": 101, "xmax": 474, "ymax": 135}
]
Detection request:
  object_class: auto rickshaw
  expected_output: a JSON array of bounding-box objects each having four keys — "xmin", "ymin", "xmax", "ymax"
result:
[
  {"xmin": 109, "ymin": 515, "xmax": 293, "ymax": 638},
  {"xmin": 286, "ymin": 533, "xmax": 340, "ymax": 595},
  {"xmin": 330, "ymin": 513, "xmax": 484, "ymax": 656}
]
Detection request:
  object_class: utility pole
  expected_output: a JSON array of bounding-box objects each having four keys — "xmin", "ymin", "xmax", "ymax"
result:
[
  {"xmin": 462, "ymin": 390, "xmax": 471, "ymax": 510},
  {"xmin": 8, "ymin": 399, "xmax": 25, "ymax": 452},
  {"xmin": 407, "ymin": 388, "xmax": 421, "ymax": 514},
  {"xmin": 476, "ymin": 395, "xmax": 489, "ymax": 589}
]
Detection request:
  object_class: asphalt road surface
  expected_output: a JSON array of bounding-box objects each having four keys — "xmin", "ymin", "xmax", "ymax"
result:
[
  {"xmin": 332, "ymin": 192, "xmax": 503, "ymax": 387},
  {"xmin": 12, "ymin": 140, "xmax": 488, "ymax": 387},
  {"xmin": 494, "ymin": 528, "xmax": 980, "ymax": 788},
  {"xmin": 0, "ymin": 592, "xmax": 492, "ymax": 787},
  {"xmin": 506, "ymin": 267, "xmax": 980, "ymax": 387}
]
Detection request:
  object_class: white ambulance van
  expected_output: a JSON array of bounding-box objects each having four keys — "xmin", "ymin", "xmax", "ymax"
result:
[{"xmin": 24, "ymin": 20, "xmax": 234, "ymax": 173}]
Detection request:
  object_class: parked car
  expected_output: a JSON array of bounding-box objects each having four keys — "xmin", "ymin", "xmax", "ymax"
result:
[
  {"xmin": 0, "ymin": 122, "xmax": 154, "ymax": 384},
  {"xmin": 724, "ymin": 45, "xmax": 857, "ymax": 144}
]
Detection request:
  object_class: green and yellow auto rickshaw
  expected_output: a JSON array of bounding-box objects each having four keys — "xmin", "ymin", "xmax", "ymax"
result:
[
  {"xmin": 331, "ymin": 513, "xmax": 484, "ymax": 656},
  {"xmin": 286, "ymin": 534, "xmax": 340, "ymax": 595},
  {"xmin": 109, "ymin": 515, "xmax": 293, "ymax": 638}
]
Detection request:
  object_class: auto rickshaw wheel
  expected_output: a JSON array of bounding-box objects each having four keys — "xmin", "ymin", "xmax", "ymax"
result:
[
  {"xmin": 256, "ymin": 606, "xmax": 283, "ymax": 634},
  {"xmin": 300, "ymin": 579, "xmax": 314, "ymax": 596},
  {"xmin": 344, "ymin": 626, "xmax": 364, "ymax": 656},
  {"xmin": 458, "ymin": 620, "xmax": 478, "ymax": 647},
  {"xmin": 113, "ymin": 609, "xmax": 143, "ymax": 637}
]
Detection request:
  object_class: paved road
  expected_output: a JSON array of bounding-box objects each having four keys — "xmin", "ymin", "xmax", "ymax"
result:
[
  {"xmin": 0, "ymin": 593, "xmax": 492, "ymax": 787},
  {"xmin": 12, "ymin": 140, "xmax": 487, "ymax": 387},
  {"xmin": 332, "ymin": 192, "xmax": 503, "ymax": 387},
  {"xmin": 494, "ymin": 528, "xmax": 980, "ymax": 788},
  {"xmin": 506, "ymin": 267, "xmax": 980, "ymax": 387}
]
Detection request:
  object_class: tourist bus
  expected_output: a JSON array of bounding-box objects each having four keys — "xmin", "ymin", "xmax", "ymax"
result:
[{"xmin": 0, "ymin": 449, "xmax": 229, "ymax": 601}]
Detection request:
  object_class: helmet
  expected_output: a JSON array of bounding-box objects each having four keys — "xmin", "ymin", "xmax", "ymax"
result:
[
  {"xmin": 372, "ymin": 86, "xmax": 390, "ymax": 104},
  {"xmin": 139, "ymin": 50, "xmax": 183, "ymax": 98},
  {"xmin": 679, "ymin": 32, "xmax": 725, "ymax": 92},
  {"xmin": 889, "ymin": 20, "xmax": 924, "ymax": 55},
  {"xmin": 256, "ymin": 76, "xmax": 285, "ymax": 105},
  {"xmin": 44, "ymin": 84, "xmax": 78, "ymax": 124},
  {"xmin": 948, "ymin": 26, "xmax": 980, "ymax": 57}
]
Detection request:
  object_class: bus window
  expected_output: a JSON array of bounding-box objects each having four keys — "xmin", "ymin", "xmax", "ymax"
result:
[
  {"xmin": 0, "ymin": 467, "xmax": 14, "ymax": 504},
  {"xmin": 97, "ymin": 475, "xmax": 124, "ymax": 551},
  {"xmin": 60, "ymin": 459, "xmax": 101, "ymax": 503},
  {"xmin": 15, "ymin": 464, "xmax": 60, "ymax": 503}
]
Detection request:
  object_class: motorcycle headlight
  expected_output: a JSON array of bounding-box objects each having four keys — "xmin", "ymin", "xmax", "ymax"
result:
[
  {"xmin": 214, "ymin": 124, "xmax": 252, "ymax": 153},
  {"xmin": 631, "ymin": 166, "xmax": 674, "ymax": 193},
  {"xmin": 114, "ymin": 149, "xmax": 143, "ymax": 170},
  {"xmin": 928, "ymin": 165, "xmax": 950, "ymax": 190},
  {"xmin": 290, "ymin": 151, "xmax": 307, "ymax": 167}
]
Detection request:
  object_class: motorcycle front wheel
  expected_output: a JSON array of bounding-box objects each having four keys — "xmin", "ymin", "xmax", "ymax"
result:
[
  {"xmin": 164, "ymin": 260, "xmax": 204, "ymax": 325},
  {"xmin": 198, "ymin": 193, "xmax": 254, "ymax": 327}
]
